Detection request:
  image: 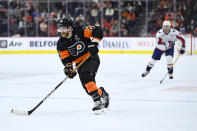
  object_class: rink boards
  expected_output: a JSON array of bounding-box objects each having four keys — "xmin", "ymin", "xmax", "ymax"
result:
[{"xmin": 0, "ymin": 37, "xmax": 196, "ymax": 54}]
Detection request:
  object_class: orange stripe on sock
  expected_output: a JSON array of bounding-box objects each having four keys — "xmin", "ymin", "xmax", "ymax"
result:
[
  {"xmin": 85, "ymin": 81, "xmax": 98, "ymax": 93},
  {"xmin": 98, "ymin": 88, "xmax": 102, "ymax": 96}
]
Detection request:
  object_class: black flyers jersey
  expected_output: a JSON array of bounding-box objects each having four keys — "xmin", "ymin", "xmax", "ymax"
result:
[{"xmin": 57, "ymin": 26, "xmax": 103, "ymax": 66}]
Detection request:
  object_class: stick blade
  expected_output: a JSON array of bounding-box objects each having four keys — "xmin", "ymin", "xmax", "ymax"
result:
[
  {"xmin": 11, "ymin": 109, "xmax": 29, "ymax": 116},
  {"xmin": 160, "ymin": 79, "xmax": 165, "ymax": 84}
]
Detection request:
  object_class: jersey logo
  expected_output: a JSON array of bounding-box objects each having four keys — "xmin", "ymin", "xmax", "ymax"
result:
[
  {"xmin": 165, "ymin": 41, "xmax": 175, "ymax": 48},
  {"xmin": 74, "ymin": 34, "xmax": 80, "ymax": 41},
  {"xmin": 67, "ymin": 41, "xmax": 85, "ymax": 56}
]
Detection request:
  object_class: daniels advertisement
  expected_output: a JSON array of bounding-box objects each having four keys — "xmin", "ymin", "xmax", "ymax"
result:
[{"xmin": 100, "ymin": 37, "xmax": 155, "ymax": 51}]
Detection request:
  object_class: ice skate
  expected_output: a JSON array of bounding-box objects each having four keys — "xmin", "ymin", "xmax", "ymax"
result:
[
  {"xmin": 92, "ymin": 100, "xmax": 104, "ymax": 115},
  {"xmin": 100, "ymin": 87, "xmax": 110, "ymax": 108},
  {"xmin": 168, "ymin": 73, "xmax": 173, "ymax": 79},
  {"xmin": 142, "ymin": 71, "xmax": 150, "ymax": 77},
  {"xmin": 167, "ymin": 67, "xmax": 173, "ymax": 79}
]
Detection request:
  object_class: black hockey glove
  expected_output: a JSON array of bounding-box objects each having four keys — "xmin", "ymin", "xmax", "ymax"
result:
[
  {"xmin": 88, "ymin": 42, "xmax": 99, "ymax": 56},
  {"xmin": 180, "ymin": 46, "xmax": 185, "ymax": 55},
  {"xmin": 64, "ymin": 64, "xmax": 77, "ymax": 79}
]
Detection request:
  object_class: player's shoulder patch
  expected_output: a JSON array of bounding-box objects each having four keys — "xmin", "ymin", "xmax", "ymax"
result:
[
  {"xmin": 83, "ymin": 26, "xmax": 96, "ymax": 38},
  {"xmin": 83, "ymin": 26, "xmax": 95, "ymax": 31}
]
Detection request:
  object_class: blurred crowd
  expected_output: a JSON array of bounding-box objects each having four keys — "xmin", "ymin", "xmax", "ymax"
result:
[
  {"xmin": 0, "ymin": 0, "xmax": 145, "ymax": 37},
  {"xmin": 0, "ymin": 0, "xmax": 196, "ymax": 37},
  {"xmin": 148, "ymin": 0, "xmax": 197, "ymax": 36}
]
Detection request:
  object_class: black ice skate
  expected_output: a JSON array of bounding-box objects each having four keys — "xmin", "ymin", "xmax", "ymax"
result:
[
  {"xmin": 167, "ymin": 67, "xmax": 173, "ymax": 79},
  {"xmin": 168, "ymin": 73, "xmax": 173, "ymax": 79},
  {"xmin": 92, "ymin": 100, "xmax": 104, "ymax": 115},
  {"xmin": 142, "ymin": 71, "xmax": 150, "ymax": 77},
  {"xmin": 100, "ymin": 87, "xmax": 109, "ymax": 108}
]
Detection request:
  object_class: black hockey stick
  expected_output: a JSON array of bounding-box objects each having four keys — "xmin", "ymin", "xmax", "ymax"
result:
[
  {"xmin": 11, "ymin": 54, "xmax": 90, "ymax": 115},
  {"xmin": 160, "ymin": 54, "xmax": 181, "ymax": 84}
]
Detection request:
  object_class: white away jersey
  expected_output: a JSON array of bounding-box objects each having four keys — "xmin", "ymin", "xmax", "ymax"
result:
[{"xmin": 155, "ymin": 28, "xmax": 185, "ymax": 51}]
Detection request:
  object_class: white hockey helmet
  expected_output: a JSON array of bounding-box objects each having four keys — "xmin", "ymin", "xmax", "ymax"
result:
[{"xmin": 163, "ymin": 20, "xmax": 171, "ymax": 27}]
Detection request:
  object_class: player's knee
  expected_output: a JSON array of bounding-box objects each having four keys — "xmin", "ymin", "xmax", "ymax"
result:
[
  {"xmin": 148, "ymin": 58, "xmax": 157, "ymax": 67},
  {"xmin": 79, "ymin": 71, "xmax": 95, "ymax": 84}
]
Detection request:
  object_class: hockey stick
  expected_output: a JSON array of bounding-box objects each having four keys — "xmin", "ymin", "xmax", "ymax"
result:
[
  {"xmin": 160, "ymin": 54, "xmax": 181, "ymax": 84},
  {"xmin": 11, "ymin": 54, "xmax": 90, "ymax": 115}
]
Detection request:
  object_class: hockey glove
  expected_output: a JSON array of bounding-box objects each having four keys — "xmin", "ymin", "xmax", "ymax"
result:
[
  {"xmin": 64, "ymin": 64, "xmax": 77, "ymax": 79},
  {"xmin": 180, "ymin": 46, "xmax": 185, "ymax": 55},
  {"xmin": 88, "ymin": 42, "xmax": 99, "ymax": 56}
]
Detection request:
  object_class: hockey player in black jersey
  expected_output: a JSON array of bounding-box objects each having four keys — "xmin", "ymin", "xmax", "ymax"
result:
[{"xmin": 56, "ymin": 18, "xmax": 109, "ymax": 114}]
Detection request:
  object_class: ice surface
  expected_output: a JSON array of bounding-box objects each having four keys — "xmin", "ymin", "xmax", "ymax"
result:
[{"xmin": 0, "ymin": 54, "xmax": 197, "ymax": 131}]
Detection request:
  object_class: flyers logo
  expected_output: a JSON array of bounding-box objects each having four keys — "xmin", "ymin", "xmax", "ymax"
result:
[{"xmin": 67, "ymin": 41, "xmax": 85, "ymax": 56}]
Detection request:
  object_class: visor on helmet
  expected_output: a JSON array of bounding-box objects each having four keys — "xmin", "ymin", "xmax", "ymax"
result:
[{"xmin": 57, "ymin": 26, "xmax": 70, "ymax": 33}]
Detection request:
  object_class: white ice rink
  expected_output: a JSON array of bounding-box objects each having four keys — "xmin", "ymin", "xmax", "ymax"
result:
[{"xmin": 0, "ymin": 53, "xmax": 197, "ymax": 131}]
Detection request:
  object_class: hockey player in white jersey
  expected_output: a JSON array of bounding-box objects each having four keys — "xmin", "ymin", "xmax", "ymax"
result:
[{"xmin": 142, "ymin": 20, "xmax": 186, "ymax": 79}]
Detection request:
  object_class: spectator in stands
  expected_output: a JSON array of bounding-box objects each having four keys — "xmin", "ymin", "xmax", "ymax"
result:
[
  {"xmin": 57, "ymin": 9, "xmax": 65, "ymax": 19},
  {"xmin": 179, "ymin": 24, "xmax": 185, "ymax": 34},
  {"xmin": 90, "ymin": 3, "xmax": 99, "ymax": 25},
  {"xmin": 18, "ymin": 17, "xmax": 25, "ymax": 36},
  {"xmin": 39, "ymin": 19, "xmax": 47, "ymax": 36},
  {"xmin": 12, "ymin": 30, "xmax": 21, "ymax": 37},
  {"xmin": 110, "ymin": 19, "xmax": 118, "ymax": 36},
  {"xmin": 49, "ymin": 20, "xmax": 57, "ymax": 36},
  {"xmin": 26, "ymin": 12, "xmax": 35, "ymax": 36},
  {"xmin": 75, "ymin": 14, "xmax": 84, "ymax": 26},
  {"xmin": 0, "ymin": 3, "xmax": 7, "ymax": 36},
  {"xmin": 94, "ymin": 20, "xmax": 100, "ymax": 26},
  {"xmin": 104, "ymin": 2, "xmax": 114, "ymax": 22},
  {"xmin": 41, "ymin": 9, "xmax": 48, "ymax": 19},
  {"xmin": 9, "ymin": 15, "xmax": 18, "ymax": 33},
  {"xmin": 102, "ymin": 18, "xmax": 112, "ymax": 36},
  {"xmin": 193, "ymin": 27, "xmax": 197, "ymax": 36},
  {"xmin": 120, "ymin": 24, "xmax": 128, "ymax": 36},
  {"xmin": 135, "ymin": 1, "xmax": 143, "ymax": 17}
]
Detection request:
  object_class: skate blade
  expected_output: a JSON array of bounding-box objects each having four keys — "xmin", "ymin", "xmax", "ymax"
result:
[{"xmin": 93, "ymin": 109, "xmax": 105, "ymax": 115}]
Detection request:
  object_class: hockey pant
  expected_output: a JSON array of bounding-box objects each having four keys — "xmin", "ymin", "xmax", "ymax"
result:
[
  {"xmin": 150, "ymin": 47, "xmax": 174, "ymax": 65},
  {"xmin": 77, "ymin": 55, "xmax": 102, "ymax": 102}
]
